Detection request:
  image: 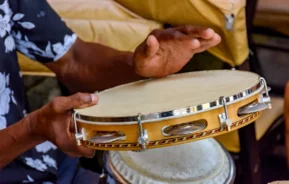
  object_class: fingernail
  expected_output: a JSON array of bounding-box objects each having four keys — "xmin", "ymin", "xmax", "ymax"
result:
[
  {"xmin": 205, "ymin": 28, "xmax": 213, "ymax": 33},
  {"xmin": 214, "ymin": 34, "xmax": 221, "ymax": 41},
  {"xmin": 146, "ymin": 35, "xmax": 153, "ymax": 46},
  {"xmin": 90, "ymin": 94, "xmax": 98, "ymax": 103},
  {"xmin": 80, "ymin": 94, "xmax": 92, "ymax": 103},
  {"xmin": 192, "ymin": 39, "xmax": 200, "ymax": 46}
]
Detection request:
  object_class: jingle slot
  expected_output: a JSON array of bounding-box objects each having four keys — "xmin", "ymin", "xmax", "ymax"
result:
[
  {"xmin": 162, "ymin": 120, "xmax": 207, "ymax": 136},
  {"xmin": 238, "ymin": 78, "xmax": 271, "ymax": 116},
  {"xmin": 89, "ymin": 131, "xmax": 126, "ymax": 144},
  {"xmin": 237, "ymin": 101, "xmax": 269, "ymax": 116}
]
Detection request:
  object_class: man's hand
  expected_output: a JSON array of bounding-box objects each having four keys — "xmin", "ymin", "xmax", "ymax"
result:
[
  {"xmin": 133, "ymin": 26, "xmax": 221, "ymax": 78},
  {"xmin": 0, "ymin": 92, "xmax": 98, "ymax": 168},
  {"xmin": 33, "ymin": 93, "xmax": 98, "ymax": 158},
  {"xmin": 45, "ymin": 26, "xmax": 221, "ymax": 93}
]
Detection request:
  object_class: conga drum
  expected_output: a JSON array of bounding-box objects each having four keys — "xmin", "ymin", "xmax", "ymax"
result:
[
  {"xmin": 73, "ymin": 70, "xmax": 271, "ymax": 151},
  {"xmin": 101, "ymin": 138, "xmax": 235, "ymax": 184}
]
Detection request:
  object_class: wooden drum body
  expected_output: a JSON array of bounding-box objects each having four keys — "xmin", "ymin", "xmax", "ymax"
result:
[{"xmin": 73, "ymin": 70, "xmax": 271, "ymax": 151}]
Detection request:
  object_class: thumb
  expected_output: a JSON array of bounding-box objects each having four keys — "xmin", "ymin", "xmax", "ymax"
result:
[
  {"xmin": 145, "ymin": 35, "xmax": 159, "ymax": 57},
  {"xmin": 52, "ymin": 92, "xmax": 98, "ymax": 113},
  {"xmin": 69, "ymin": 92, "xmax": 98, "ymax": 109}
]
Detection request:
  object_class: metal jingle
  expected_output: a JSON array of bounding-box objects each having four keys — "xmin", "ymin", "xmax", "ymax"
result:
[
  {"xmin": 90, "ymin": 131, "xmax": 126, "ymax": 144},
  {"xmin": 238, "ymin": 102, "xmax": 269, "ymax": 115}
]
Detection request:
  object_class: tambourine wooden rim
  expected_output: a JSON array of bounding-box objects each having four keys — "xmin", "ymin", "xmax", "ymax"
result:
[{"xmin": 80, "ymin": 111, "xmax": 262, "ymax": 150}]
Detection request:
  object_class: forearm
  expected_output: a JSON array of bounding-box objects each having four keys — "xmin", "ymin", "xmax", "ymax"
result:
[
  {"xmin": 45, "ymin": 38, "xmax": 143, "ymax": 93},
  {"xmin": 0, "ymin": 113, "xmax": 44, "ymax": 168}
]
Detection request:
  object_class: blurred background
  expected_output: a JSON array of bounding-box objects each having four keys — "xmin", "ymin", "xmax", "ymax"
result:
[{"xmin": 21, "ymin": 0, "xmax": 289, "ymax": 183}]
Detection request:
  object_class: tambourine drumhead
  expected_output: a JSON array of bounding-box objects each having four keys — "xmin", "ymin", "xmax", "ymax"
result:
[
  {"xmin": 76, "ymin": 70, "xmax": 259, "ymax": 120},
  {"xmin": 105, "ymin": 138, "xmax": 235, "ymax": 184}
]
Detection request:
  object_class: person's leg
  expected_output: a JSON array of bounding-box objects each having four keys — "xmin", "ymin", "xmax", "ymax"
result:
[
  {"xmin": 72, "ymin": 167, "xmax": 100, "ymax": 184},
  {"xmin": 56, "ymin": 157, "xmax": 79, "ymax": 184},
  {"xmin": 284, "ymin": 82, "xmax": 289, "ymax": 168},
  {"xmin": 56, "ymin": 155, "xmax": 100, "ymax": 184}
]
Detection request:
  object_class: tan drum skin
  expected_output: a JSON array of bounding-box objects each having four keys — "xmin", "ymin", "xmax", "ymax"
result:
[{"xmin": 74, "ymin": 70, "xmax": 270, "ymax": 151}]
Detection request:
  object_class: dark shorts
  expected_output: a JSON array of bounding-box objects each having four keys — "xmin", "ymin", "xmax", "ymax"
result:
[
  {"xmin": 70, "ymin": 167, "xmax": 100, "ymax": 184},
  {"xmin": 57, "ymin": 157, "xmax": 100, "ymax": 184}
]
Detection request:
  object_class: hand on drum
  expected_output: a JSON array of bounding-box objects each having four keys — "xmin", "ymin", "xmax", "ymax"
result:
[
  {"xmin": 31, "ymin": 93, "xmax": 98, "ymax": 158},
  {"xmin": 133, "ymin": 26, "xmax": 221, "ymax": 78},
  {"xmin": 45, "ymin": 25, "xmax": 221, "ymax": 93}
]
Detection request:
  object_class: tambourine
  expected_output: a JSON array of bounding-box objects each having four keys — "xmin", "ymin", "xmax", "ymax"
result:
[{"xmin": 73, "ymin": 70, "xmax": 271, "ymax": 151}]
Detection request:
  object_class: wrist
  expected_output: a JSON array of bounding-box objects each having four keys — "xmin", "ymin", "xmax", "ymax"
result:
[
  {"xmin": 4, "ymin": 111, "xmax": 46, "ymax": 153},
  {"xmin": 0, "ymin": 113, "xmax": 45, "ymax": 168},
  {"xmin": 25, "ymin": 110, "xmax": 47, "ymax": 143},
  {"xmin": 120, "ymin": 51, "xmax": 134, "ymax": 68}
]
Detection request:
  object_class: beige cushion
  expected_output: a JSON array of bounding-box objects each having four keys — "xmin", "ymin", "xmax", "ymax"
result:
[
  {"xmin": 256, "ymin": 0, "xmax": 289, "ymax": 15},
  {"xmin": 216, "ymin": 96, "xmax": 284, "ymax": 153},
  {"xmin": 254, "ymin": 0, "xmax": 289, "ymax": 36},
  {"xmin": 47, "ymin": 0, "xmax": 144, "ymax": 20}
]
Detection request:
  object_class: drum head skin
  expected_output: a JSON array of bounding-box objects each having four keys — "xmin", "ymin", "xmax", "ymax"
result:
[
  {"xmin": 76, "ymin": 70, "xmax": 259, "ymax": 120},
  {"xmin": 108, "ymin": 138, "xmax": 233, "ymax": 184}
]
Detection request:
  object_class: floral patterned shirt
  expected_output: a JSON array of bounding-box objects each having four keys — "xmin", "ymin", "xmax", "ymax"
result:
[{"xmin": 0, "ymin": 0, "xmax": 78, "ymax": 183}]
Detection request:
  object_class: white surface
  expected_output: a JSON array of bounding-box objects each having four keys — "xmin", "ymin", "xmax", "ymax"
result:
[{"xmin": 109, "ymin": 138, "xmax": 232, "ymax": 184}]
